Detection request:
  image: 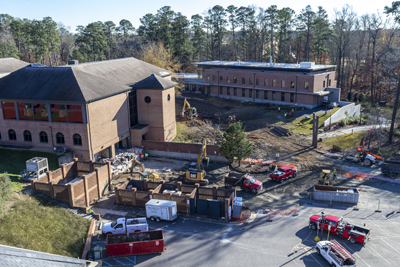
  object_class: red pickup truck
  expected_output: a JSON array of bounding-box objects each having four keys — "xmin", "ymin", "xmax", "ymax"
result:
[
  {"xmin": 225, "ymin": 172, "xmax": 263, "ymax": 194},
  {"xmin": 309, "ymin": 214, "xmax": 371, "ymax": 244},
  {"xmin": 270, "ymin": 166, "xmax": 297, "ymax": 182}
]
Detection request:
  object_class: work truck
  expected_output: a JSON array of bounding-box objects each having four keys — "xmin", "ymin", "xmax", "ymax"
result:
[
  {"xmin": 270, "ymin": 166, "xmax": 297, "ymax": 182},
  {"xmin": 102, "ymin": 217, "xmax": 148, "ymax": 235},
  {"xmin": 316, "ymin": 240, "xmax": 356, "ymax": 267},
  {"xmin": 309, "ymin": 214, "xmax": 370, "ymax": 244},
  {"xmin": 224, "ymin": 172, "xmax": 263, "ymax": 194}
]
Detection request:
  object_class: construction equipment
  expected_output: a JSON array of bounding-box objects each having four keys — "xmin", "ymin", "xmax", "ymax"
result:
[
  {"xmin": 355, "ymin": 128, "xmax": 383, "ymax": 166},
  {"xmin": 320, "ymin": 170, "xmax": 331, "ymax": 185},
  {"xmin": 181, "ymin": 98, "xmax": 198, "ymax": 120},
  {"xmin": 130, "ymin": 159, "xmax": 160, "ymax": 181},
  {"xmin": 184, "ymin": 139, "xmax": 209, "ymax": 186}
]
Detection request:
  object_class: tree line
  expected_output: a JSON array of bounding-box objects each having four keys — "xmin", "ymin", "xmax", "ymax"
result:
[{"xmin": 1, "ymin": 4, "xmax": 400, "ymax": 104}]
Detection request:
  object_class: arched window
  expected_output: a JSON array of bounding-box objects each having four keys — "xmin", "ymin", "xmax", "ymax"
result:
[
  {"xmin": 56, "ymin": 132, "xmax": 65, "ymax": 144},
  {"xmin": 39, "ymin": 131, "xmax": 48, "ymax": 143},
  {"xmin": 8, "ymin": 129, "xmax": 16, "ymax": 140},
  {"xmin": 24, "ymin": 130, "xmax": 32, "ymax": 142},
  {"xmin": 73, "ymin": 134, "xmax": 82, "ymax": 146}
]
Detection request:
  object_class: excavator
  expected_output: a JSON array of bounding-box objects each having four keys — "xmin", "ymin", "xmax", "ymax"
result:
[
  {"xmin": 181, "ymin": 98, "xmax": 198, "ymax": 120},
  {"xmin": 184, "ymin": 139, "xmax": 209, "ymax": 186},
  {"xmin": 130, "ymin": 158, "xmax": 160, "ymax": 181}
]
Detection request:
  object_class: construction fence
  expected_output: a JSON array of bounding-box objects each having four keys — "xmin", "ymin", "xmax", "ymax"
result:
[
  {"xmin": 31, "ymin": 159, "xmax": 112, "ymax": 208},
  {"xmin": 115, "ymin": 178, "xmax": 236, "ymax": 221}
]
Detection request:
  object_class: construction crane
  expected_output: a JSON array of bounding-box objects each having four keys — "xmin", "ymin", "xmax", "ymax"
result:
[
  {"xmin": 184, "ymin": 139, "xmax": 209, "ymax": 186},
  {"xmin": 130, "ymin": 159, "xmax": 160, "ymax": 181},
  {"xmin": 181, "ymin": 98, "xmax": 198, "ymax": 120}
]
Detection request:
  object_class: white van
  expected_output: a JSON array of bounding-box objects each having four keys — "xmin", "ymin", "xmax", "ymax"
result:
[{"xmin": 145, "ymin": 199, "xmax": 178, "ymax": 222}]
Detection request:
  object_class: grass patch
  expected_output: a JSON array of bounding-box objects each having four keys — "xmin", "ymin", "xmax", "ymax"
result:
[
  {"xmin": 285, "ymin": 108, "xmax": 339, "ymax": 135},
  {"xmin": 173, "ymin": 122, "xmax": 194, "ymax": 143},
  {"xmin": 321, "ymin": 131, "xmax": 367, "ymax": 151},
  {"xmin": 0, "ymin": 195, "xmax": 90, "ymax": 257}
]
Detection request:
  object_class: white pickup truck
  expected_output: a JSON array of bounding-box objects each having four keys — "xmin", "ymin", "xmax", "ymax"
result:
[
  {"xmin": 102, "ymin": 217, "xmax": 148, "ymax": 235},
  {"xmin": 316, "ymin": 240, "xmax": 356, "ymax": 267}
]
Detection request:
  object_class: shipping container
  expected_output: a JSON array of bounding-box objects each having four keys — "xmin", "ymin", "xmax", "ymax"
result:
[{"xmin": 106, "ymin": 230, "xmax": 165, "ymax": 257}]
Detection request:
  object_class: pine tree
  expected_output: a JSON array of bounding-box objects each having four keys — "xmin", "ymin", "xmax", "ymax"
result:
[{"xmin": 219, "ymin": 122, "xmax": 252, "ymax": 165}]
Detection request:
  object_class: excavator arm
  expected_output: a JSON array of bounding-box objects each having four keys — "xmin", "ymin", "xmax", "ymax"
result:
[
  {"xmin": 130, "ymin": 159, "xmax": 145, "ymax": 175},
  {"xmin": 196, "ymin": 139, "xmax": 209, "ymax": 169},
  {"xmin": 182, "ymin": 98, "xmax": 191, "ymax": 117}
]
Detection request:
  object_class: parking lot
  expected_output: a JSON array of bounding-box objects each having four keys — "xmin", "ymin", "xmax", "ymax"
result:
[{"xmin": 90, "ymin": 201, "xmax": 400, "ymax": 266}]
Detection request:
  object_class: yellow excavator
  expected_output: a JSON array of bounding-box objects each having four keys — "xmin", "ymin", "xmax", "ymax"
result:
[
  {"xmin": 130, "ymin": 159, "xmax": 160, "ymax": 181},
  {"xmin": 184, "ymin": 139, "xmax": 209, "ymax": 186},
  {"xmin": 181, "ymin": 98, "xmax": 198, "ymax": 120},
  {"xmin": 319, "ymin": 169, "xmax": 331, "ymax": 185}
]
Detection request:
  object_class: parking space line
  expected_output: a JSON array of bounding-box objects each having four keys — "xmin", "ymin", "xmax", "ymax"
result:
[
  {"xmin": 381, "ymin": 214, "xmax": 400, "ymax": 231},
  {"xmin": 365, "ymin": 243, "xmax": 391, "ymax": 265},
  {"xmin": 342, "ymin": 243, "xmax": 371, "ymax": 267},
  {"xmin": 113, "ymin": 258, "xmax": 126, "ymax": 266},
  {"xmin": 125, "ymin": 256, "xmax": 136, "ymax": 263},
  {"xmin": 380, "ymin": 238, "xmax": 400, "ymax": 255},
  {"xmin": 100, "ymin": 260, "xmax": 112, "ymax": 266},
  {"xmin": 367, "ymin": 219, "xmax": 390, "ymax": 236}
]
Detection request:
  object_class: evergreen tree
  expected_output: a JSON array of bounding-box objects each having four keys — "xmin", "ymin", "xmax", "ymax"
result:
[{"xmin": 219, "ymin": 122, "xmax": 253, "ymax": 165}]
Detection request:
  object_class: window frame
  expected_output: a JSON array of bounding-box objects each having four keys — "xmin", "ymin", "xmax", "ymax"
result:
[
  {"xmin": 24, "ymin": 130, "xmax": 32, "ymax": 142},
  {"xmin": 39, "ymin": 131, "xmax": 48, "ymax": 143}
]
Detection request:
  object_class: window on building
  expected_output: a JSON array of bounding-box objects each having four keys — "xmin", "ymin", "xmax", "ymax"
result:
[
  {"xmin": 329, "ymin": 79, "xmax": 331, "ymax": 86},
  {"xmin": 233, "ymin": 77, "xmax": 237, "ymax": 84},
  {"xmin": 56, "ymin": 133, "xmax": 65, "ymax": 144},
  {"xmin": 129, "ymin": 91, "xmax": 138, "ymax": 127},
  {"xmin": 227, "ymin": 87, "xmax": 230, "ymax": 95},
  {"xmin": 272, "ymin": 92, "xmax": 275, "ymax": 100},
  {"xmin": 242, "ymin": 89, "xmax": 246, "ymax": 97},
  {"xmin": 24, "ymin": 130, "xmax": 32, "ymax": 142},
  {"xmin": 227, "ymin": 76, "xmax": 230, "ymax": 83},
  {"xmin": 220, "ymin": 76, "xmax": 223, "ymax": 81},
  {"xmin": 234, "ymin": 88, "xmax": 237, "ymax": 96},
  {"xmin": 264, "ymin": 91, "xmax": 268, "ymax": 100},
  {"xmin": 220, "ymin": 86, "xmax": 223, "ymax": 94},
  {"xmin": 281, "ymin": 92, "xmax": 285, "ymax": 101},
  {"xmin": 8, "ymin": 129, "xmax": 16, "ymax": 140},
  {"xmin": 18, "ymin": 103, "xmax": 34, "ymax": 120},
  {"xmin": 168, "ymin": 94, "xmax": 170, "ymax": 101},
  {"xmin": 264, "ymin": 79, "xmax": 268, "ymax": 86},
  {"xmin": 323, "ymin": 81, "xmax": 326, "ymax": 87},
  {"xmin": 212, "ymin": 75, "xmax": 216, "ymax": 81},
  {"xmin": 281, "ymin": 80, "xmax": 285, "ymax": 87},
  {"xmin": 256, "ymin": 78, "xmax": 259, "ymax": 86},
  {"xmin": 256, "ymin": 90, "xmax": 259, "ymax": 99},
  {"xmin": 207, "ymin": 86, "xmax": 211, "ymax": 95},
  {"xmin": 249, "ymin": 89, "xmax": 253, "ymax": 98},
  {"xmin": 249, "ymin": 78, "xmax": 253, "ymax": 85},
  {"xmin": 272, "ymin": 79, "xmax": 276, "ymax": 87},
  {"xmin": 2, "ymin": 102, "xmax": 16, "ymax": 120},
  {"xmin": 73, "ymin": 134, "xmax": 82, "ymax": 146},
  {"xmin": 291, "ymin": 81, "xmax": 295, "ymax": 88},
  {"xmin": 242, "ymin": 77, "xmax": 245, "ymax": 84},
  {"xmin": 290, "ymin": 93, "xmax": 294, "ymax": 103},
  {"xmin": 40, "ymin": 131, "xmax": 48, "ymax": 143},
  {"xmin": 144, "ymin": 96, "xmax": 151, "ymax": 103},
  {"xmin": 66, "ymin": 105, "xmax": 83, "ymax": 123},
  {"xmin": 207, "ymin": 75, "xmax": 210, "ymax": 81},
  {"xmin": 51, "ymin": 104, "xmax": 67, "ymax": 122},
  {"xmin": 305, "ymin": 82, "xmax": 309, "ymax": 90}
]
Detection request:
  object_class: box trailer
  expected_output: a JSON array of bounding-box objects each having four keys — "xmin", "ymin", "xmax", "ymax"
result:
[
  {"xmin": 145, "ymin": 199, "xmax": 178, "ymax": 222},
  {"xmin": 106, "ymin": 230, "xmax": 165, "ymax": 257}
]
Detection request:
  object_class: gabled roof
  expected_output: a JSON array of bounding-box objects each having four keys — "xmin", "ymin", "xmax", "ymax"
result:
[
  {"xmin": 131, "ymin": 74, "xmax": 177, "ymax": 90},
  {"xmin": 0, "ymin": 58, "xmax": 30, "ymax": 73},
  {"xmin": 0, "ymin": 244, "xmax": 97, "ymax": 267},
  {"xmin": 0, "ymin": 57, "xmax": 174, "ymax": 103}
]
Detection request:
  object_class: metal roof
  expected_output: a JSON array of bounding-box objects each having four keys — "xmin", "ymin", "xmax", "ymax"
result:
[
  {"xmin": 0, "ymin": 244, "xmax": 97, "ymax": 267},
  {"xmin": 193, "ymin": 61, "xmax": 336, "ymax": 72}
]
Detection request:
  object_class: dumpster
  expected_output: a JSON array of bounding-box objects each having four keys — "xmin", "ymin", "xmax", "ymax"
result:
[
  {"xmin": 313, "ymin": 185, "xmax": 360, "ymax": 204},
  {"xmin": 106, "ymin": 230, "xmax": 165, "ymax": 257}
]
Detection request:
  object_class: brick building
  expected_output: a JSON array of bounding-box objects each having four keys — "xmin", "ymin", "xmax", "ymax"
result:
[
  {"xmin": 180, "ymin": 61, "xmax": 339, "ymax": 109},
  {"xmin": 0, "ymin": 57, "xmax": 177, "ymax": 160}
]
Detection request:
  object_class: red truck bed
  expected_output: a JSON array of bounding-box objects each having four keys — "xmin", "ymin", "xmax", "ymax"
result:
[{"xmin": 106, "ymin": 230, "xmax": 165, "ymax": 257}]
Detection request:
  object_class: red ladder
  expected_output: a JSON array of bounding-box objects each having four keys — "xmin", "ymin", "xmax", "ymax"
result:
[{"xmin": 331, "ymin": 240, "xmax": 356, "ymax": 263}]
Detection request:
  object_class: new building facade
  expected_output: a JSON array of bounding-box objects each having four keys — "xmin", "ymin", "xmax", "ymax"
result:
[
  {"xmin": 0, "ymin": 57, "xmax": 176, "ymax": 160},
  {"xmin": 181, "ymin": 61, "xmax": 339, "ymax": 109}
]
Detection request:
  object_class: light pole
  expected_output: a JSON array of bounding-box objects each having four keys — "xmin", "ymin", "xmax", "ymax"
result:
[{"xmin": 294, "ymin": 103, "xmax": 297, "ymax": 118}]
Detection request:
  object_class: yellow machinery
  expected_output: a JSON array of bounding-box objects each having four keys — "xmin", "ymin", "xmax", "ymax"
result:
[
  {"xmin": 181, "ymin": 98, "xmax": 198, "ymax": 120},
  {"xmin": 184, "ymin": 139, "xmax": 209, "ymax": 186},
  {"xmin": 320, "ymin": 170, "xmax": 331, "ymax": 185},
  {"xmin": 130, "ymin": 159, "xmax": 160, "ymax": 181}
]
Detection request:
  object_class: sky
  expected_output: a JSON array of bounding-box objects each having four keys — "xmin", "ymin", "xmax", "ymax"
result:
[{"xmin": 0, "ymin": 0, "xmax": 394, "ymax": 32}]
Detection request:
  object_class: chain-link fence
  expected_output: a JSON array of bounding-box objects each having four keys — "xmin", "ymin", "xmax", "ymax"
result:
[{"xmin": 355, "ymin": 198, "xmax": 400, "ymax": 211}]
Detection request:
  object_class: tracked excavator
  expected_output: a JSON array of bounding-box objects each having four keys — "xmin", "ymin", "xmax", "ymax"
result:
[
  {"xmin": 181, "ymin": 98, "xmax": 198, "ymax": 120},
  {"xmin": 184, "ymin": 139, "xmax": 209, "ymax": 186},
  {"xmin": 130, "ymin": 159, "xmax": 160, "ymax": 181}
]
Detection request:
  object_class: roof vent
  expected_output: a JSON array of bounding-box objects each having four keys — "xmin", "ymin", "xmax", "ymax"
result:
[
  {"xmin": 68, "ymin": 60, "xmax": 79, "ymax": 65},
  {"xmin": 300, "ymin": 62, "xmax": 315, "ymax": 68}
]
